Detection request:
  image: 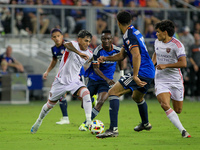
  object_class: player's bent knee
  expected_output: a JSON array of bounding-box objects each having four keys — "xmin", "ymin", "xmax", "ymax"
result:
[
  {"xmin": 131, "ymin": 95, "xmax": 141, "ymax": 103},
  {"xmin": 47, "ymin": 99, "xmax": 57, "ymax": 109},
  {"xmin": 108, "ymin": 90, "xmax": 121, "ymax": 97},
  {"xmin": 79, "ymin": 88, "xmax": 90, "ymax": 99}
]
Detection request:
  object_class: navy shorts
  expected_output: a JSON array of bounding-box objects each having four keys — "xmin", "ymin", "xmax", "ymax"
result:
[
  {"xmin": 87, "ymin": 79, "xmax": 110, "ymax": 96},
  {"xmin": 118, "ymin": 73, "xmax": 154, "ymax": 94}
]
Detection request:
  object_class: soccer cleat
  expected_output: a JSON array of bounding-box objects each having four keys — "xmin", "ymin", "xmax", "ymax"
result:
[
  {"xmin": 79, "ymin": 123, "xmax": 88, "ymax": 131},
  {"xmin": 134, "ymin": 122, "xmax": 152, "ymax": 132},
  {"xmin": 30, "ymin": 120, "xmax": 42, "ymax": 134},
  {"xmin": 92, "ymin": 95, "xmax": 98, "ymax": 108},
  {"xmin": 182, "ymin": 130, "xmax": 191, "ymax": 138},
  {"xmin": 56, "ymin": 117, "xmax": 70, "ymax": 125},
  {"xmin": 96, "ymin": 129, "xmax": 119, "ymax": 138}
]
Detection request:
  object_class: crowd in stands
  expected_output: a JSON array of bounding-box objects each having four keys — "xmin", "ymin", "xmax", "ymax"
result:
[
  {"xmin": 0, "ymin": 0, "xmax": 200, "ymax": 35},
  {"xmin": 0, "ymin": 0, "xmax": 199, "ymax": 7},
  {"xmin": 0, "ymin": 45, "xmax": 24, "ymax": 74}
]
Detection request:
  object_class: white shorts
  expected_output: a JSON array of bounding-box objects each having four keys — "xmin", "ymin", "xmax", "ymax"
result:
[
  {"xmin": 48, "ymin": 78, "xmax": 85, "ymax": 101},
  {"xmin": 155, "ymin": 82, "xmax": 184, "ymax": 101}
]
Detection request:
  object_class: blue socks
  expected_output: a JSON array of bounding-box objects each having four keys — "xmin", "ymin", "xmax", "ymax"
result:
[
  {"xmin": 91, "ymin": 107, "xmax": 99, "ymax": 120},
  {"xmin": 137, "ymin": 99, "xmax": 148, "ymax": 125},
  {"xmin": 109, "ymin": 95, "xmax": 119, "ymax": 130},
  {"xmin": 59, "ymin": 99, "xmax": 68, "ymax": 117}
]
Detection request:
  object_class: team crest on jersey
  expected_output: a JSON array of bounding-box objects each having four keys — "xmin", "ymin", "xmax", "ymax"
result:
[
  {"xmin": 61, "ymin": 49, "xmax": 65, "ymax": 54},
  {"xmin": 126, "ymin": 40, "xmax": 130, "ymax": 45},
  {"xmin": 166, "ymin": 48, "xmax": 171, "ymax": 53}
]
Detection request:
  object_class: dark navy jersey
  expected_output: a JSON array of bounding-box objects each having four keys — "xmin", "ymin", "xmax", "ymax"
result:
[
  {"xmin": 51, "ymin": 39, "xmax": 68, "ymax": 62},
  {"xmin": 123, "ymin": 25, "xmax": 155, "ymax": 79},
  {"xmin": 85, "ymin": 44, "xmax": 121, "ymax": 81},
  {"xmin": 0, "ymin": 53, "xmax": 15, "ymax": 64}
]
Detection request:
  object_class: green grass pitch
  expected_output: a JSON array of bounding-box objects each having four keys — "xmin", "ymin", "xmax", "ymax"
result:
[{"xmin": 0, "ymin": 99, "xmax": 199, "ymax": 150}]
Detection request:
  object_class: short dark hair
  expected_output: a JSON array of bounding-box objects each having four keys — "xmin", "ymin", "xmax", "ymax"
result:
[
  {"xmin": 117, "ymin": 11, "xmax": 132, "ymax": 26},
  {"xmin": 155, "ymin": 20, "xmax": 175, "ymax": 37},
  {"xmin": 77, "ymin": 30, "xmax": 92, "ymax": 39},
  {"xmin": 102, "ymin": 30, "xmax": 111, "ymax": 34},
  {"xmin": 50, "ymin": 28, "xmax": 62, "ymax": 36}
]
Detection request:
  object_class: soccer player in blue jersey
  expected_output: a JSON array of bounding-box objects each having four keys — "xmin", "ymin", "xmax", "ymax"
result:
[
  {"xmin": 78, "ymin": 30, "xmax": 124, "ymax": 131},
  {"xmin": 96, "ymin": 11, "xmax": 155, "ymax": 138},
  {"xmin": 43, "ymin": 28, "xmax": 70, "ymax": 125}
]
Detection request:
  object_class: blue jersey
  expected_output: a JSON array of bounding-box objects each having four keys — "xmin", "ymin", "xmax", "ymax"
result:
[
  {"xmin": 85, "ymin": 44, "xmax": 121, "ymax": 81},
  {"xmin": 79, "ymin": 66, "xmax": 85, "ymax": 76},
  {"xmin": 51, "ymin": 40, "xmax": 68, "ymax": 62},
  {"xmin": 123, "ymin": 25, "xmax": 155, "ymax": 78}
]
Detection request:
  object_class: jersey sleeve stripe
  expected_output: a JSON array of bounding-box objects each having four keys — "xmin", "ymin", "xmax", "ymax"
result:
[
  {"xmin": 129, "ymin": 45, "xmax": 138, "ymax": 51},
  {"xmin": 92, "ymin": 62, "xmax": 100, "ymax": 65},
  {"xmin": 93, "ymin": 45, "xmax": 102, "ymax": 55},
  {"xmin": 171, "ymin": 38, "xmax": 182, "ymax": 48},
  {"xmin": 113, "ymin": 44, "xmax": 121, "ymax": 51},
  {"xmin": 177, "ymin": 54, "xmax": 186, "ymax": 59}
]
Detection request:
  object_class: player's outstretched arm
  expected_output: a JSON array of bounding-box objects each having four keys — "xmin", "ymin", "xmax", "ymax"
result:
[
  {"xmin": 43, "ymin": 57, "xmax": 57, "ymax": 79},
  {"xmin": 93, "ymin": 62, "xmax": 115, "ymax": 86},
  {"xmin": 63, "ymin": 42, "xmax": 89, "ymax": 60},
  {"xmin": 97, "ymin": 48, "xmax": 126, "ymax": 63}
]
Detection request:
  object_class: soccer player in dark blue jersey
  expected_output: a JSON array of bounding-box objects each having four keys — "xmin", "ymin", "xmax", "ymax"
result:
[
  {"xmin": 96, "ymin": 11, "xmax": 155, "ymax": 138},
  {"xmin": 43, "ymin": 28, "xmax": 70, "ymax": 125},
  {"xmin": 79, "ymin": 30, "xmax": 124, "ymax": 131}
]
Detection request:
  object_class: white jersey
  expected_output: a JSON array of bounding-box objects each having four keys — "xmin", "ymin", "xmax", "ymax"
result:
[
  {"xmin": 154, "ymin": 37, "xmax": 186, "ymax": 84},
  {"xmin": 55, "ymin": 41, "xmax": 93, "ymax": 84}
]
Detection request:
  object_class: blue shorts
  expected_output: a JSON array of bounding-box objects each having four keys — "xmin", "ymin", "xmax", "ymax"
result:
[
  {"xmin": 118, "ymin": 73, "xmax": 154, "ymax": 94},
  {"xmin": 87, "ymin": 78, "xmax": 109, "ymax": 96}
]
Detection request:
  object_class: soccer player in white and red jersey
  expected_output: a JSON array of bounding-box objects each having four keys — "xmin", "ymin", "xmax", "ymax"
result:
[
  {"xmin": 31, "ymin": 30, "xmax": 93, "ymax": 134},
  {"xmin": 152, "ymin": 20, "xmax": 191, "ymax": 138}
]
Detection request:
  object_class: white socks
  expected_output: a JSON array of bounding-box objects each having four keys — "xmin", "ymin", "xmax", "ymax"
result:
[
  {"xmin": 166, "ymin": 108, "xmax": 185, "ymax": 133},
  {"xmin": 80, "ymin": 88, "xmax": 92, "ymax": 123},
  {"xmin": 38, "ymin": 100, "xmax": 56, "ymax": 121}
]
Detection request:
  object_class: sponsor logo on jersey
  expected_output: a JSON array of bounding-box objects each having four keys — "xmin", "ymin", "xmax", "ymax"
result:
[{"xmin": 166, "ymin": 48, "xmax": 171, "ymax": 53}]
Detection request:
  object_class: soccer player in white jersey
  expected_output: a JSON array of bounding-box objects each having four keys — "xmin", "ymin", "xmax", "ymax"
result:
[
  {"xmin": 152, "ymin": 20, "xmax": 191, "ymax": 138},
  {"xmin": 43, "ymin": 28, "xmax": 70, "ymax": 125},
  {"xmin": 31, "ymin": 30, "xmax": 93, "ymax": 134}
]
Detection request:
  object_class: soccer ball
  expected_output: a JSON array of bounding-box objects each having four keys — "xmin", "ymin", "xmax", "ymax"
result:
[{"xmin": 89, "ymin": 120, "xmax": 104, "ymax": 135}]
